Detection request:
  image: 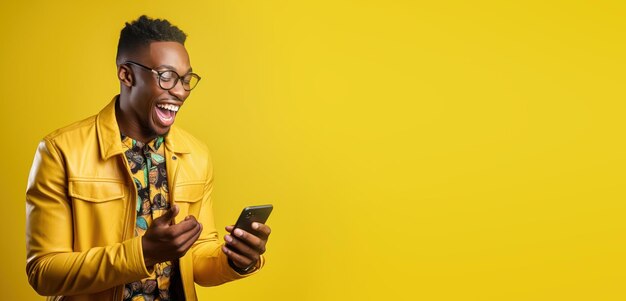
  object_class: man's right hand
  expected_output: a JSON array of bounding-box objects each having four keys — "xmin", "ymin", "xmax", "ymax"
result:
[{"xmin": 141, "ymin": 205, "xmax": 203, "ymax": 268}]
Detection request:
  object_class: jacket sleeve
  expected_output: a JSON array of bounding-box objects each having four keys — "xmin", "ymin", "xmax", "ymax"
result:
[
  {"xmin": 25, "ymin": 139, "xmax": 152, "ymax": 296},
  {"xmin": 190, "ymin": 152, "xmax": 265, "ymax": 286}
]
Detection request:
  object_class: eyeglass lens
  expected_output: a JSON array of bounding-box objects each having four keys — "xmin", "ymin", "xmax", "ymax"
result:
[{"xmin": 158, "ymin": 71, "xmax": 200, "ymax": 91}]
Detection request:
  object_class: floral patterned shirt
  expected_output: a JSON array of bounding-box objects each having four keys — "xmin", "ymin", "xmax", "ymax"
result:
[{"xmin": 122, "ymin": 135, "xmax": 175, "ymax": 301}]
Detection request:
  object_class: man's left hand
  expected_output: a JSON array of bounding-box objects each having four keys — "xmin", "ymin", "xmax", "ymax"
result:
[{"xmin": 222, "ymin": 222, "xmax": 271, "ymax": 272}]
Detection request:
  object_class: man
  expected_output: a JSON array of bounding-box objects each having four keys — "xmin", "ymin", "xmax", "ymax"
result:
[{"xmin": 25, "ymin": 15, "xmax": 271, "ymax": 301}]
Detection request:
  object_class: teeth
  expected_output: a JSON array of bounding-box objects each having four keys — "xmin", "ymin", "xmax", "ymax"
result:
[{"xmin": 157, "ymin": 104, "xmax": 179, "ymax": 112}]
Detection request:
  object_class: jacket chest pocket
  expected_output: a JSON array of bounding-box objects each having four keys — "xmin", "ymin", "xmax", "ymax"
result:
[
  {"xmin": 173, "ymin": 182, "xmax": 204, "ymax": 217},
  {"xmin": 68, "ymin": 180, "xmax": 128, "ymax": 248}
]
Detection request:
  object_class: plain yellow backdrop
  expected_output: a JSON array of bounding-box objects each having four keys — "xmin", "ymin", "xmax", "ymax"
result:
[{"xmin": 1, "ymin": 1, "xmax": 625, "ymax": 300}]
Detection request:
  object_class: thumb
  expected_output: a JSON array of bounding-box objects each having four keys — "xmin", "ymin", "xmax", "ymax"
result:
[{"xmin": 153, "ymin": 205, "xmax": 179, "ymax": 226}]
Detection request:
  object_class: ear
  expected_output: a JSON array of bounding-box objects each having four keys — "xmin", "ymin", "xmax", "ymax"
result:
[{"xmin": 117, "ymin": 64, "xmax": 134, "ymax": 88}]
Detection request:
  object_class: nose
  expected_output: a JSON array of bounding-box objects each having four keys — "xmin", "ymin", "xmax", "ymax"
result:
[{"xmin": 168, "ymin": 78, "xmax": 189, "ymax": 100}]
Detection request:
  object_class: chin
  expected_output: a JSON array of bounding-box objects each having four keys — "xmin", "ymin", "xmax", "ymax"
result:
[
  {"xmin": 153, "ymin": 127, "xmax": 171, "ymax": 137},
  {"xmin": 149, "ymin": 117, "xmax": 173, "ymax": 137}
]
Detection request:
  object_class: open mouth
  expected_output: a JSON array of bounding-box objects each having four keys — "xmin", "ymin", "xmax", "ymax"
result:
[{"xmin": 154, "ymin": 103, "xmax": 180, "ymax": 127}]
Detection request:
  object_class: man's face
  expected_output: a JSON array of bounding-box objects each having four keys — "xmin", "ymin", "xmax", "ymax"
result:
[{"xmin": 124, "ymin": 41, "xmax": 192, "ymax": 140}]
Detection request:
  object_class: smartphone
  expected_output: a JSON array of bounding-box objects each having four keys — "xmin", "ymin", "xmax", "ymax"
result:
[{"xmin": 233, "ymin": 204, "xmax": 273, "ymax": 234}]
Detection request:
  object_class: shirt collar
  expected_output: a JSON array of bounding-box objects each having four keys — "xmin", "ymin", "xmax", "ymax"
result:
[{"xmin": 121, "ymin": 135, "xmax": 164, "ymax": 153}]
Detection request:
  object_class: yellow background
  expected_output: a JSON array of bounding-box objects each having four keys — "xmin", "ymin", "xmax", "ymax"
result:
[{"xmin": 1, "ymin": 1, "xmax": 625, "ymax": 300}]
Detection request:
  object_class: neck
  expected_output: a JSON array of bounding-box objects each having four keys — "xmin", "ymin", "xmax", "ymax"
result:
[{"xmin": 115, "ymin": 94, "xmax": 155, "ymax": 143}]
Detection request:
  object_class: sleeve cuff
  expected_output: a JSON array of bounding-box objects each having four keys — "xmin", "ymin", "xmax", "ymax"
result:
[{"xmin": 128, "ymin": 236, "xmax": 154, "ymax": 277}]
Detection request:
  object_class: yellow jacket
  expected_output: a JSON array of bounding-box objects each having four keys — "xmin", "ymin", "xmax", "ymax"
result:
[{"xmin": 26, "ymin": 96, "xmax": 262, "ymax": 301}]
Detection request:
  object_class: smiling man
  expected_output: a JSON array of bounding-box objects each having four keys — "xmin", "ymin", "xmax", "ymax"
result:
[{"xmin": 25, "ymin": 15, "xmax": 270, "ymax": 301}]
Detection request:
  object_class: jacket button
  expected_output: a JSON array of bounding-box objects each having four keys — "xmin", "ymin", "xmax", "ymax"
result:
[{"xmin": 172, "ymin": 156, "xmax": 177, "ymax": 160}]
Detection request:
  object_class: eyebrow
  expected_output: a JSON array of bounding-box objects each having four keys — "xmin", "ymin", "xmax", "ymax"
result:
[{"xmin": 156, "ymin": 64, "xmax": 193, "ymax": 74}]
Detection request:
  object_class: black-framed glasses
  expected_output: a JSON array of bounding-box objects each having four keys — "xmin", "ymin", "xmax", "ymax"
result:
[{"xmin": 125, "ymin": 61, "xmax": 201, "ymax": 91}]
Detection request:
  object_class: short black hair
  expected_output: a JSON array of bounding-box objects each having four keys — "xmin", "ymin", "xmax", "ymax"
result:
[{"xmin": 116, "ymin": 15, "xmax": 187, "ymax": 64}]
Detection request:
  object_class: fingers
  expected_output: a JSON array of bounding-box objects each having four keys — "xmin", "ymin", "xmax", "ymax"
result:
[
  {"xmin": 251, "ymin": 222, "xmax": 271, "ymax": 239},
  {"xmin": 168, "ymin": 215, "xmax": 201, "ymax": 236},
  {"xmin": 153, "ymin": 205, "xmax": 179, "ymax": 226},
  {"xmin": 222, "ymin": 225, "xmax": 270, "ymax": 270},
  {"xmin": 224, "ymin": 233, "xmax": 262, "ymax": 260},
  {"xmin": 222, "ymin": 246, "xmax": 255, "ymax": 268},
  {"xmin": 226, "ymin": 222, "xmax": 271, "ymax": 239},
  {"xmin": 226, "ymin": 228, "xmax": 267, "ymax": 255},
  {"xmin": 142, "ymin": 214, "xmax": 203, "ymax": 266},
  {"xmin": 222, "ymin": 244, "xmax": 256, "ymax": 268},
  {"xmin": 172, "ymin": 220, "xmax": 203, "ymax": 256}
]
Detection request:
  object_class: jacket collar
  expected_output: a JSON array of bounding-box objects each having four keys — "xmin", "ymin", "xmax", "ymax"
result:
[{"xmin": 96, "ymin": 95, "xmax": 191, "ymax": 160}]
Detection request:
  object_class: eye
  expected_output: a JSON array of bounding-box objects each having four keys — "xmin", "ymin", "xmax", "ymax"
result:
[
  {"xmin": 159, "ymin": 71, "xmax": 176, "ymax": 82},
  {"xmin": 182, "ymin": 76, "xmax": 192, "ymax": 85}
]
